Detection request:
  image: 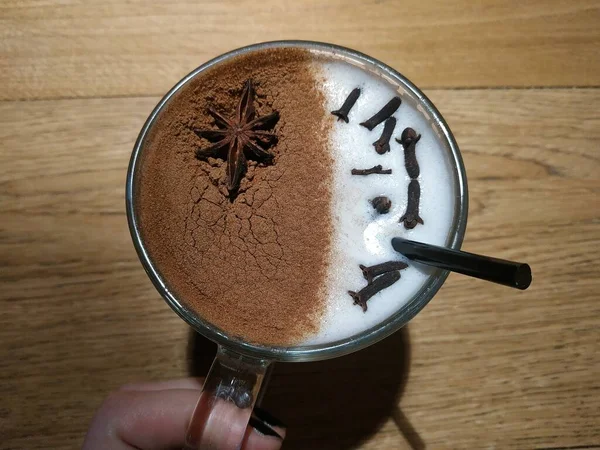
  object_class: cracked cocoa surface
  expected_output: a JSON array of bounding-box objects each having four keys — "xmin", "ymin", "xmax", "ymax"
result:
[{"xmin": 137, "ymin": 48, "xmax": 332, "ymax": 346}]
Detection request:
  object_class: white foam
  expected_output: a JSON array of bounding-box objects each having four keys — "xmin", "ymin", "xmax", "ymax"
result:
[{"xmin": 305, "ymin": 59, "xmax": 456, "ymax": 345}]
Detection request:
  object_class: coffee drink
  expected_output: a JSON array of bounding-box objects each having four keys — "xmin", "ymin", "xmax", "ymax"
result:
[{"xmin": 136, "ymin": 47, "xmax": 456, "ymax": 346}]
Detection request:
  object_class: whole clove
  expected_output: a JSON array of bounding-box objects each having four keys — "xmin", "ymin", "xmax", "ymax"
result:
[
  {"xmin": 399, "ymin": 179, "xmax": 424, "ymax": 229},
  {"xmin": 396, "ymin": 127, "xmax": 422, "ymax": 179},
  {"xmin": 359, "ymin": 261, "xmax": 408, "ymax": 284},
  {"xmin": 348, "ymin": 270, "xmax": 401, "ymax": 312},
  {"xmin": 370, "ymin": 196, "xmax": 392, "ymax": 214},
  {"xmin": 351, "ymin": 165, "xmax": 392, "ymax": 176},
  {"xmin": 360, "ymin": 97, "xmax": 402, "ymax": 131},
  {"xmin": 331, "ymin": 88, "xmax": 361, "ymax": 123},
  {"xmin": 372, "ymin": 117, "xmax": 397, "ymax": 154}
]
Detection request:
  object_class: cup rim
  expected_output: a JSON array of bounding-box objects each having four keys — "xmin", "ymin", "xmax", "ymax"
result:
[{"xmin": 126, "ymin": 40, "xmax": 468, "ymax": 362}]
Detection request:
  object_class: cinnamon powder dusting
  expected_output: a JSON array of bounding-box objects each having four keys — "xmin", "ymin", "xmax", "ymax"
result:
[{"xmin": 137, "ymin": 48, "xmax": 333, "ymax": 345}]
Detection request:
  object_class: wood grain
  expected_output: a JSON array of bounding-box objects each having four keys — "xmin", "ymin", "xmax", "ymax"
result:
[
  {"xmin": 1, "ymin": 0, "xmax": 600, "ymax": 100},
  {"xmin": 1, "ymin": 89, "xmax": 598, "ymax": 449}
]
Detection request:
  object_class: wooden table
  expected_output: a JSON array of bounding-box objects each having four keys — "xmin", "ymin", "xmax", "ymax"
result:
[{"xmin": 1, "ymin": 1, "xmax": 599, "ymax": 448}]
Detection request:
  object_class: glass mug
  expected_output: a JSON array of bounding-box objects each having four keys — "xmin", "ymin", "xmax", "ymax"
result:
[{"xmin": 126, "ymin": 40, "xmax": 468, "ymax": 448}]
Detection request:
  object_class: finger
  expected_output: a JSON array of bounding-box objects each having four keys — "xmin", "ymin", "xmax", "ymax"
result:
[
  {"xmin": 197, "ymin": 408, "xmax": 285, "ymax": 450},
  {"xmin": 187, "ymin": 397, "xmax": 251, "ymax": 449},
  {"xmin": 241, "ymin": 418, "xmax": 285, "ymax": 450},
  {"xmin": 82, "ymin": 388, "xmax": 199, "ymax": 450},
  {"xmin": 119, "ymin": 377, "xmax": 204, "ymax": 392},
  {"xmin": 186, "ymin": 399, "xmax": 287, "ymax": 450},
  {"xmin": 240, "ymin": 408, "xmax": 286, "ymax": 450},
  {"xmin": 242, "ymin": 430, "xmax": 283, "ymax": 450},
  {"xmin": 252, "ymin": 406, "xmax": 287, "ymax": 438}
]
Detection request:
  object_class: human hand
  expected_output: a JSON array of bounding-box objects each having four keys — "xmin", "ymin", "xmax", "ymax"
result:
[{"xmin": 83, "ymin": 378, "xmax": 285, "ymax": 450}]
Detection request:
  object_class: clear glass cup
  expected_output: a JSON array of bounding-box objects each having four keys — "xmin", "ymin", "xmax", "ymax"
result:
[{"xmin": 126, "ymin": 40, "xmax": 468, "ymax": 448}]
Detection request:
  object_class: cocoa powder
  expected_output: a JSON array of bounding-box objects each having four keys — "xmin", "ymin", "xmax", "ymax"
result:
[{"xmin": 137, "ymin": 48, "xmax": 332, "ymax": 345}]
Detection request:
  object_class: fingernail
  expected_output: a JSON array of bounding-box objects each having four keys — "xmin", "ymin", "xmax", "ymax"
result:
[
  {"xmin": 253, "ymin": 406, "xmax": 287, "ymax": 428},
  {"xmin": 249, "ymin": 415, "xmax": 283, "ymax": 439}
]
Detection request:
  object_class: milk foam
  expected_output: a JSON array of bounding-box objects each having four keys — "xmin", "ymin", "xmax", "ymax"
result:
[{"xmin": 305, "ymin": 58, "xmax": 456, "ymax": 345}]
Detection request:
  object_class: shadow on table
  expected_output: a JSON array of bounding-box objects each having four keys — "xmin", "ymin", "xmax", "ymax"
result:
[{"xmin": 188, "ymin": 327, "xmax": 423, "ymax": 450}]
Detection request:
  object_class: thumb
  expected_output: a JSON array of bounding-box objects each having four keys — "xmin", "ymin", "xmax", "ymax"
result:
[
  {"xmin": 83, "ymin": 388, "xmax": 199, "ymax": 450},
  {"xmin": 83, "ymin": 378, "xmax": 285, "ymax": 450},
  {"xmin": 241, "ymin": 408, "xmax": 286, "ymax": 450},
  {"xmin": 186, "ymin": 396, "xmax": 285, "ymax": 449}
]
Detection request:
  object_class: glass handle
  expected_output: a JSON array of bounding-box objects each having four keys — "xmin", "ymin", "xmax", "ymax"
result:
[{"xmin": 184, "ymin": 346, "xmax": 270, "ymax": 449}]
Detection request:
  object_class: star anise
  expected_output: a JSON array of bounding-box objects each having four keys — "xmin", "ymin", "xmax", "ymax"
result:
[{"xmin": 193, "ymin": 79, "xmax": 279, "ymax": 196}]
